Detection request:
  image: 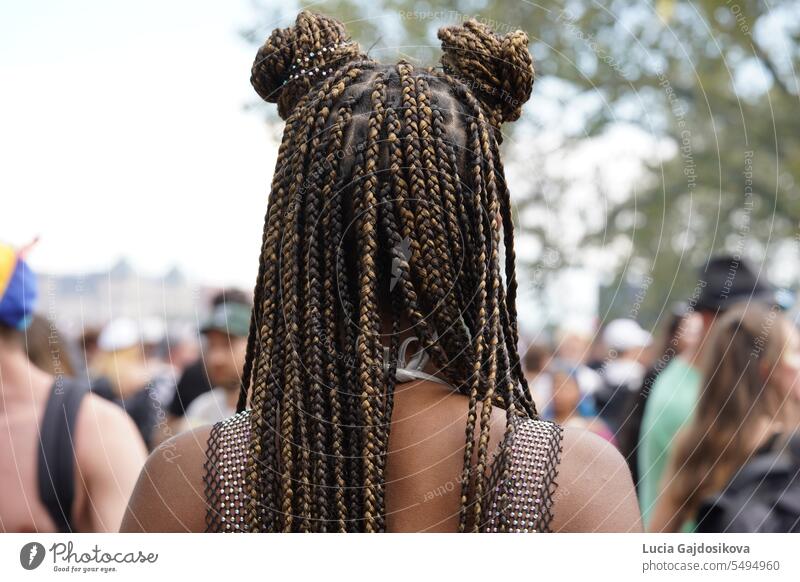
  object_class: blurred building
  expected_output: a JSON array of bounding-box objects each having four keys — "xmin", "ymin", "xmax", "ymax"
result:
[{"xmin": 37, "ymin": 258, "xmax": 211, "ymax": 338}]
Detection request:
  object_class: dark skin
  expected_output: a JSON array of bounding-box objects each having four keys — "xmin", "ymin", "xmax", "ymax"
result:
[
  {"xmin": 121, "ymin": 376, "xmax": 641, "ymax": 532},
  {"xmin": 122, "ymin": 180, "xmax": 643, "ymax": 533}
]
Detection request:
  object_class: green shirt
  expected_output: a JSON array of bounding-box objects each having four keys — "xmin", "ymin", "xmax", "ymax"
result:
[{"xmin": 638, "ymin": 357, "xmax": 700, "ymax": 528}]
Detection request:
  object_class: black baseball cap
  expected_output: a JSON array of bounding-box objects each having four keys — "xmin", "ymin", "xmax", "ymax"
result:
[{"xmin": 693, "ymin": 255, "xmax": 778, "ymax": 313}]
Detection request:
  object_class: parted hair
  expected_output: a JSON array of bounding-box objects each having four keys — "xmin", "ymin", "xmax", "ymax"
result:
[{"xmin": 237, "ymin": 10, "xmax": 536, "ymax": 532}]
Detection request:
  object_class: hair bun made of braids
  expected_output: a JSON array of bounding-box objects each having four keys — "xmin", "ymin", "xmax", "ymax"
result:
[
  {"xmin": 438, "ymin": 19, "xmax": 534, "ymax": 127},
  {"xmin": 251, "ymin": 11, "xmax": 367, "ymax": 119}
]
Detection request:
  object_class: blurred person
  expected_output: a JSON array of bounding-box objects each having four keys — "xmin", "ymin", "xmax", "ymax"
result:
[
  {"xmin": 162, "ymin": 323, "xmax": 200, "ymax": 373},
  {"xmin": 650, "ymin": 302, "xmax": 800, "ymax": 532},
  {"xmin": 23, "ymin": 313, "xmax": 78, "ymax": 377},
  {"xmin": 615, "ymin": 304, "xmax": 695, "ymax": 491},
  {"xmin": 122, "ymin": 13, "xmax": 639, "ymax": 533},
  {"xmin": 595, "ymin": 318, "xmax": 652, "ymax": 433},
  {"xmin": 144, "ymin": 327, "xmax": 199, "ymax": 448},
  {"xmin": 77, "ymin": 325, "xmax": 101, "ymax": 373},
  {"xmin": 554, "ymin": 326, "xmax": 604, "ymax": 397},
  {"xmin": 523, "ymin": 342, "xmax": 552, "ymax": 411},
  {"xmin": 90, "ymin": 317, "xmax": 176, "ymax": 449},
  {"xmin": 166, "ymin": 288, "xmax": 251, "ymax": 428},
  {"xmin": 545, "ymin": 360, "xmax": 616, "ymax": 445},
  {"xmin": 0, "ymin": 243, "xmax": 146, "ymax": 532},
  {"xmin": 164, "ymin": 356, "xmax": 212, "ymax": 430},
  {"xmin": 537, "ymin": 357, "xmax": 600, "ymax": 420},
  {"xmin": 638, "ymin": 255, "xmax": 780, "ymax": 526},
  {"xmin": 555, "ymin": 325, "xmax": 591, "ymax": 364},
  {"xmin": 140, "ymin": 315, "xmax": 167, "ymax": 362},
  {"xmin": 585, "ymin": 321, "xmax": 609, "ymax": 371},
  {"xmin": 180, "ymin": 298, "xmax": 251, "ymax": 429}
]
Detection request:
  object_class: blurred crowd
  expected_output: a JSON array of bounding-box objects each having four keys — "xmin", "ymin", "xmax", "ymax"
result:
[
  {"xmin": 0, "ymin": 242, "xmax": 253, "ymax": 532},
  {"xmin": 2, "ymin": 241, "xmax": 800, "ymax": 532},
  {"xmin": 523, "ymin": 254, "xmax": 800, "ymax": 533}
]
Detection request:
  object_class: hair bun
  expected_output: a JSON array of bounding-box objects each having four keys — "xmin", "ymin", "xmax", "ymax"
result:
[
  {"xmin": 251, "ymin": 11, "xmax": 366, "ymax": 119},
  {"xmin": 438, "ymin": 19, "xmax": 534, "ymax": 126}
]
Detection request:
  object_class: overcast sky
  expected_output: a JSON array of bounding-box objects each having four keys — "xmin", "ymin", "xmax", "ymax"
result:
[
  {"xmin": 0, "ymin": 0, "xmax": 653, "ymax": 333},
  {"xmin": 0, "ymin": 0, "xmax": 282, "ymax": 288},
  {"xmin": 2, "ymin": 1, "xmax": 704, "ymax": 334}
]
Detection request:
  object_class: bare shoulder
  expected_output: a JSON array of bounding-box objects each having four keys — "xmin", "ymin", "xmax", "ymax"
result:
[
  {"xmin": 77, "ymin": 392, "xmax": 138, "ymax": 432},
  {"xmin": 119, "ymin": 424, "xmax": 213, "ymax": 532},
  {"xmin": 549, "ymin": 426, "xmax": 642, "ymax": 532},
  {"xmin": 75, "ymin": 394, "xmax": 148, "ymax": 467}
]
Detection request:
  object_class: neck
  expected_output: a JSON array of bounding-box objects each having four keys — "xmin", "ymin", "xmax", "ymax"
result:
[
  {"xmin": 685, "ymin": 318, "xmax": 718, "ymax": 367},
  {"xmin": 221, "ymin": 384, "xmax": 240, "ymax": 409},
  {"xmin": 0, "ymin": 344, "xmax": 53, "ymax": 409}
]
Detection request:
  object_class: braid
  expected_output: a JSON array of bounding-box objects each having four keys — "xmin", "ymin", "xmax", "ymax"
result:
[
  {"xmin": 245, "ymin": 61, "xmax": 368, "ymax": 532},
  {"xmin": 493, "ymin": 138, "xmax": 537, "ymax": 417},
  {"xmin": 244, "ymin": 11, "xmax": 535, "ymax": 533},
  {"xmin": 385, "ymin": 72, "xmax": 452, "ymax": 371},
  {"xmin": 352, "ymin": 71, "xmax": 387, "ymax": 531},
  {"xmin": 238, "ymin": 111, "xmax": 299, "ymax": 412},
  {"xmin": 322, "ymin": 104, "xmax": 353, "ymax": 531},
  {"xmin": 419, "ymin": 74, "xmax": 475, "ymax": 381},
  {"xmin": 302, "ymin": 92, "xmax": 346, "ymax": 531},
  {"xmin": 456, "ymin": 109, "xmax": 492, "ymax": 532},
  {"xmin": 331, "ymin": 102, "xmax": 363, "ymax": 529},
  {"xmin": 243, "ymin": 112, "xmax": 305, "ymax": 530},
  {"xmin": 469, "ymin": 105, "xmax": 505, "ymax": 530}
]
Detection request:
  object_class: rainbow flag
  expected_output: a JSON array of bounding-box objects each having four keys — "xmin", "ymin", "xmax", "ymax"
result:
[{"xmin": 0, "ymin": 243, "xmax": 37, "ymax": 330}]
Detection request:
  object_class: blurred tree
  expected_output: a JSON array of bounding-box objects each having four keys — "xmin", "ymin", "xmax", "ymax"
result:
[{"xmin": 245, "ymin": 0, "xmax": 799, "ymax": 325}]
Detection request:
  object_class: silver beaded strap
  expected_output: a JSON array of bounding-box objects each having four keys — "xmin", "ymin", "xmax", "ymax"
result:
[
  {"xmin": 283, "ymin": 41, "xmax": 355, "ymax": 85},
  {"xmin": 482, "ymin": 416, "xmax": 565, "ymax": 532},
  {"xmin": 204, "ymin": 410, "xmax": 251, "ymax": 532}
]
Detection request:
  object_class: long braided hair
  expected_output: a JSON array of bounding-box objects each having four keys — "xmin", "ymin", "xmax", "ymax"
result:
[{"xmin": 237, "ymin": 10, "xmax": 536, "ymax": 532}]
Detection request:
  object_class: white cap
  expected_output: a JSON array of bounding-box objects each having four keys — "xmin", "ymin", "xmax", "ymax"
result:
[
  {"xmin": 140, "ymin": 316, "xmax": 166, "ymax": 345},
  {"xmin": 602, "ymin": 318, "xmax": 652, "ymax": 353},
  {"xmin": 98, "ymin": 317, "xmax": 140, "ymax": 352}
]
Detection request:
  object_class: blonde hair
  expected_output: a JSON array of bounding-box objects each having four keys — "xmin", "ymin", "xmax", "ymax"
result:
[{"xmin": 667, "ymin": 302, "xmax": 797, "ymax": 525}]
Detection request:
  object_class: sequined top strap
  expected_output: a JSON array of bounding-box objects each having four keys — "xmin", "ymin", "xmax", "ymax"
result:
[
  {"xmin": 203, "ymin": 410, "xmax": 564, "ymax": 533},
  {"xmin": 203, "ymin": 410, "xmax": 251, "ymax": 532},
  {"xmin": 481, "ymin": 416, "xmax": 565, "ymax": 532}
]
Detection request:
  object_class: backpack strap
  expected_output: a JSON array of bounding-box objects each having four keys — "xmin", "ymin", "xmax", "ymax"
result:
[{"xmin": 37, "ymin": 377, "xmax": 89, "ymax": 533}]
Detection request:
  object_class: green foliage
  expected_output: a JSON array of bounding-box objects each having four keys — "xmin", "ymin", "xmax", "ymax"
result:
[{"xmin": 245, "ymin": 0, "xmax": 799, "ymax": 323}]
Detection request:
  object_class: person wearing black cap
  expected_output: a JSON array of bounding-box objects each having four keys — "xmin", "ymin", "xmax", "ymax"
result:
[
  {"xmin": 179, "ymin": 294, "xmax": 252, "ymax": 431},
  {"xmin": 638, "ymin": 255, "xmax": 780, "ymax": 527}
]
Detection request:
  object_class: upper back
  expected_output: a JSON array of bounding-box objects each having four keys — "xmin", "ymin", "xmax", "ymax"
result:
[
  {"xmin": 1, "ymin": 372, "xmax": 140, "ymax": 533},
  {"xmin": 638, "ymin": 357, "xmax": 701, "ymax": 524},
  {"xmin": 202, "ymin": 380, "xmax": 563, "ymax": 532},
  {"xmin": 122, "ymin": 379, "xmax": 641, "ymax": 533},
  {"xmin": 0, "ymin": 370, "xmax": 59, "ymax": 532},
  {"xmin": 644, "ymin": 358, "xmax": 700, "ymax": 433}
]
